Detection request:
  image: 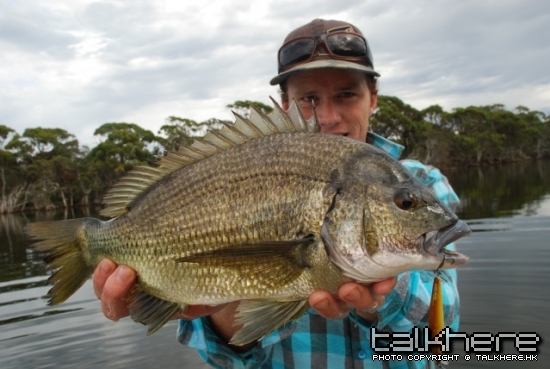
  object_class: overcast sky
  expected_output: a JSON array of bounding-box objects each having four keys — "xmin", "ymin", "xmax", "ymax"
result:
[{"xmin": 2, "ymin": 0, "xmax": 549, "ymax": 147}]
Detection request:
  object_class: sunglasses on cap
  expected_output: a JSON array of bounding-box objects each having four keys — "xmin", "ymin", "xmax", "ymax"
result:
[{"xmin": 277, "ymin": 32, "xmax": 373, "ymax": 72}]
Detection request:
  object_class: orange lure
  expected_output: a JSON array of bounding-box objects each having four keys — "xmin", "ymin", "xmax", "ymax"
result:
[{"xmin": 428, "ymin": 274, "xmax": 445, "ymax": 355}]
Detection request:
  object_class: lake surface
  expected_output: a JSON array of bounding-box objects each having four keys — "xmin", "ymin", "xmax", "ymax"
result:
[{"xmin": 1, "ymin": 160, "xmax": 549, "ymax": 368}]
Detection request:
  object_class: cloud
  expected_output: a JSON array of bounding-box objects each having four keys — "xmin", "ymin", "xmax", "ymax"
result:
[
  {"xmin": 364, "ymin": 0, "xmax": 550, "ymax": 110},
  {"xmin": 1, "ymin": 0, "xmax": 549, "ymax": 148}
]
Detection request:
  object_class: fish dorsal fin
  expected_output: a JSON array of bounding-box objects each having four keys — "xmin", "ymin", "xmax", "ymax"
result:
[{"xmin": 100, "ymin": 98, "xmax": 318, "ymax": 218}]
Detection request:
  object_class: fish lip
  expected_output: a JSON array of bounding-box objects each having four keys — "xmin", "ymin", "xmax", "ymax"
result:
[
  {"xmin": 423, "ymin": 220, "xmax": 472, "ymax": 266},
  {"xmin": 440, "ymin": 248, "xmax": 470, "ymax": 267}
]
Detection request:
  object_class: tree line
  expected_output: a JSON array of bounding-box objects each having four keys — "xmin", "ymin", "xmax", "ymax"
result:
[{"xmin": 1, "ymin": 97, "xmax": 548, "ymax": 213}]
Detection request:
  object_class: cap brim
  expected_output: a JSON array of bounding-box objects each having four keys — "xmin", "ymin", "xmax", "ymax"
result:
[{"xmin": 269, "ymin": 59, "xmax": 380, "ymax": 85}]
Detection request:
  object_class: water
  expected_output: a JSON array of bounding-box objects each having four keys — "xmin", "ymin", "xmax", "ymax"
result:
[
  {"xmin": 451, "ymin": 213, "xmax": 549, "ymax": 367},
  {"xmin": 1, "ymin": 160, "xmax": 549, "ymax": 368},
  {"xmin": 0, "ymin": 212, "xmax": 210, "ymax": 368}
]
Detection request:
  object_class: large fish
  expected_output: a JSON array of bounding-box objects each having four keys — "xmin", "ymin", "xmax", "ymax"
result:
[{"xmin": 25, "ymin": 99, "xmax": 471, "ymax": 346}]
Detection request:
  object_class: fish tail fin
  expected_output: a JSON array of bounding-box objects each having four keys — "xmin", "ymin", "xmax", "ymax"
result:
[{"xmin": 25, "ymin": 218, "xmax": 98, "ymax": 305}]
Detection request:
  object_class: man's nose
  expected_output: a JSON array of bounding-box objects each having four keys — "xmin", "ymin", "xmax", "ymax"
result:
[{"xmin": 316, "ymin": 100, "xmax": 339, "ymax": 128}]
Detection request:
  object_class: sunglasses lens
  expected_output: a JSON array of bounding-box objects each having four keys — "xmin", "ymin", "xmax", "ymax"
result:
[
  {"xmin": 326, "ymin": 33, "xmax": 368, "ymax": 57},
  {"xmin": 279, "ymin": 38, "xmax": 316, "ymax": 68}
]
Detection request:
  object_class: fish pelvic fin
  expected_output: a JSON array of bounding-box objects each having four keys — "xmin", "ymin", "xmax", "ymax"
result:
[
  {"xmin": 24, "ymin": 218, "xmax": 97, "ymax": 306},
  {"xmin": 230, "ymin": 299, "xmax": 310, "ymax": 346},
  {"xmin": 100, "ymin": 98, "xmax": 318, "ymax": 218},
  {"xmin": 128, "ymin": 284, "xmax": 183, "ymax": 336}
]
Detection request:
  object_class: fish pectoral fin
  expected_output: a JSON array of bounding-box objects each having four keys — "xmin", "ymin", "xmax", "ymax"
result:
[
  {"xmin": 174, "ymin": 236, "xmax": 316, "ymax": 268},
  {"xmin": 127, "ymin": 284, "xmax": 183, "ymax": 336},
  {"xmin": 175, "ymin": 237, "xmax": 317, "ymax": 287},
  {"xmin": 230, "ymin": 299, "xmax": 310, "ymax": 346}
]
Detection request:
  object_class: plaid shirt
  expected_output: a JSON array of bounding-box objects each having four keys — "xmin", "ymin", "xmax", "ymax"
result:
[{"xmin": 178, "ymin": 132, "xmax": 461, "ymax": 369}]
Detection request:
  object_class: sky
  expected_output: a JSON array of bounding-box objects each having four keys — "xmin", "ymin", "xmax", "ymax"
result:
[{"xmin": 2, "ymin": 0, "xmax": 550, "ymax": 148}]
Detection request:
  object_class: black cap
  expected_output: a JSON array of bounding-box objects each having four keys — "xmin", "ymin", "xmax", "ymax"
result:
[{"xmin": 270, "ymin": 19, "xmax": 379, "ymax": 85}]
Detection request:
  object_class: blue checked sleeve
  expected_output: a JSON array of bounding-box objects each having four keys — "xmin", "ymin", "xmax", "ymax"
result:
[
  {"xmin": 399, "ymin": 159, "xmax": 460, "ymax": 211},
  {"xmin": 177, "ymin": 315, "xmax": 294, "ymax": 368},
  {"xmin": 177, "ymin": 318, "xmax": 243, "ymax": 368}
]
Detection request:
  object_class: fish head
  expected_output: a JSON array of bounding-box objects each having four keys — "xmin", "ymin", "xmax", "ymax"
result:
[
  {"xmin": 366, "ymin": 179, "xmax": 471, "ymax": 269},
  {"xmin": 322, "ymin": 147, "xmax": 471, "ymax": 282}
]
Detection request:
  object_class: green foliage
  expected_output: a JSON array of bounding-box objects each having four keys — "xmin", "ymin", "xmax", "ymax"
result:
[
  {"xmin": 372, "ymin": 97, "xmax": 549, "ymax": 167},
  {"xmin": 371, "ymin": 96, "xmax": 430, "ymax": 158},
  {"xmin": 226, "ymin": 100, "xmax": 273, "ymax": 118},
  {"xmin": 0, "ymin": 125, "xmax": 15, "ymax": 144},
  {"xmin": 158, "ymin": 117, "xmax": 224, "ymax": 152},
  {"xmin": 87, "ymin": 123, "xmax": 160, "ymax": 192}
]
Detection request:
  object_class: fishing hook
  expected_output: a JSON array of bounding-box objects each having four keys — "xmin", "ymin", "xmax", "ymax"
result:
[{"xmin": 435, "ymin": 254, "xmax": 446, "ymax": 275}]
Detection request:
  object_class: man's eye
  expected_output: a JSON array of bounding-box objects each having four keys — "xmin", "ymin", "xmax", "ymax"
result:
[{"xmin": 339, "ymin": 92, "xmax": 355, "ymax": 98}]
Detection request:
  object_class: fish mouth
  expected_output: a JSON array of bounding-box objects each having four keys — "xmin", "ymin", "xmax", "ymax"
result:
[{"xmin": 423, "ymin": 220, "xmax": 472, "ymax": 267}]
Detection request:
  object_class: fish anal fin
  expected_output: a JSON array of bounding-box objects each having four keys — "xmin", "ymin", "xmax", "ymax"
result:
[
  {"xmin": 128, "ymin": 284, "xmax": 183, "ymax": 336},
  {"xmin": 230, "ymin": 299, "xmax": 309, "ymax": 346}
]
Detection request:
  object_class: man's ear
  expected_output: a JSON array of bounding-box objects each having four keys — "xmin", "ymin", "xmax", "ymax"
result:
[{"xmin": 370, "ymin": 94, "xmax": 378, "ymax": 113}]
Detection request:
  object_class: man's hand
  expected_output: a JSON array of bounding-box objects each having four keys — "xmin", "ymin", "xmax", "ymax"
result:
[
  {"xmin": 93, "ymin": 259, "xmax": 136, "ymax": 321},
  {"xmin": 309, "ymin": 278, "xmax": 397, "ymax": 322},
  {"xmin": 92, "ymin": 259, "xmax": 225, "ymax": 321}
]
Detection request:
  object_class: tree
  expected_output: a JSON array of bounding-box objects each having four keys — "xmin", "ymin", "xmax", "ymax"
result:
[
  {"xmin": 514, "ymin": 107, "xmax": 549, "ymax": 159},
  {"xmin": 420, "ymin": 106, "xmax": 453, "ymax": 166},
  {"xmin": 226, "ymin": 100, "xmax": 274, "ymax": 119},
  {"xmin": 4, "ymin": 127, "xmax": 81, "ymax": 210},
  {"xmin": 87, "ymin": 123, "xmax": 160, "ymax": 191},
  {"xmin": 158, "ymin": 117, "xmax": 226, "ymax": 152},
  {"xmin": 370, "ymin": 96, "xmax": 428, "ymax": 158},
  {"xmin": 6, "ymin": 127, "xmax": 78, "ymax": 164},
  {"xmin": 0, "ymin": 125, "xmax": 23, "ymax": 213}
]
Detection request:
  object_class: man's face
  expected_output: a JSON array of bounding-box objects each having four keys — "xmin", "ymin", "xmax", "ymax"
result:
[{"xmin": 282, "ymin": 69, "xmax": 377, "ymax": 142}]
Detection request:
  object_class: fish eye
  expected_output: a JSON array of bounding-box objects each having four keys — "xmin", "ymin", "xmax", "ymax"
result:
[{"xmin": 394, "ymin": 190, "xmax": 419, "ymax": 210}]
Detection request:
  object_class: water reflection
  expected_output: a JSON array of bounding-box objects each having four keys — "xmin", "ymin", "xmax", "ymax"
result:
[
  {"xmin": 446, "ymin": 160, "xmax": 550, "ymax": 219},
  {"xmin": 1, "ymin": 160, "xmax": 549, "ymax": 368},
  {"xmin": 1, "ymin": 214, "xmax": 46, "ymax": 283},
  {"xmin": 0, "ymin": 207, "xmax": 100, "ymax": 284}
]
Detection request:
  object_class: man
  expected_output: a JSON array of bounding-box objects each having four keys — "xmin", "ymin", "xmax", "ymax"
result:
[{"xmin": 94, "ymin": 19, "xmax": 460, "ymax": 368}]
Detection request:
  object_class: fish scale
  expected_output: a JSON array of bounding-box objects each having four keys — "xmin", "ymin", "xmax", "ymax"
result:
[{"xmin": 25, "ymin": 99, "xmax": 470, "ymax": 346}]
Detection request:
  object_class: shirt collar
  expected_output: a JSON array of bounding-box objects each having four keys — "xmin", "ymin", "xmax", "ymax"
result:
[{"xmin": 366, "ymin": 132, "xmax": 404, "ymax": 159}]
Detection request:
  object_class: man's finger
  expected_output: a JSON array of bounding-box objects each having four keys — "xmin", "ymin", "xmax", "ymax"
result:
[
  {"xmin": 309, "ymin": 291, "xmax": 349, "ymax": 319},
  {"xmin": 93, "ymin": 259, "xmax": 117, "ymax": 299},
  {"xmin": 371, "ymin": 277, "xmax": 397, "ymax": 295},
  {"xmin": 100, "ymin": 265, "xmax": 137, "ymax": 321},
  {"xmin": 339, "ymin": 283, "xmax": 375, "ymax": 310}
]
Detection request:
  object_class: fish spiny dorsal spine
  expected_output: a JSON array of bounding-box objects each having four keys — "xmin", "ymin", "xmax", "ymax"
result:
[{"xmin": 100, "ymin": 98, "xmax": 319, "ymax": 218}]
